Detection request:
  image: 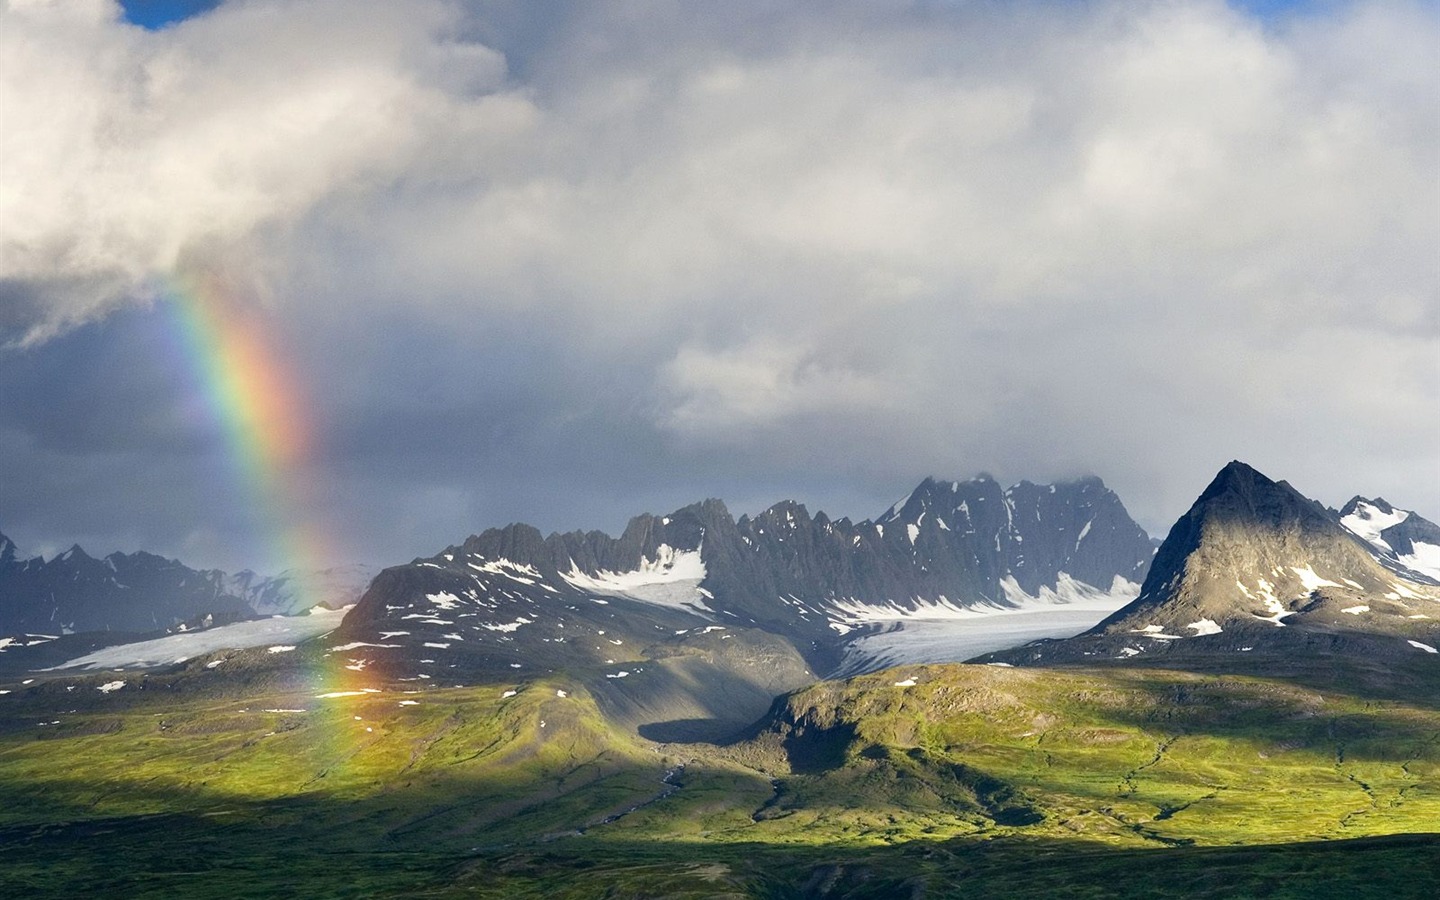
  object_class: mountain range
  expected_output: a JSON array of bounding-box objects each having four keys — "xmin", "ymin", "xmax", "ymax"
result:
[
  {"xmin": 9, "ymin": 465, "xmax": 1438, "ymax": 697},
  {"xmin": 2, "ymin": 473, "xmax": 1156, "ymax": 737}
]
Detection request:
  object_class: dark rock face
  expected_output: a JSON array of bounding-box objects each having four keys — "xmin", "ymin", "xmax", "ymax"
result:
[
  {"xmin": 981, "ymin": 462, "xmax": 1440, "ymax": 669},
  {"xmin": 876, "ymin": 475, "xmax": 1152, "ymax": 596}
]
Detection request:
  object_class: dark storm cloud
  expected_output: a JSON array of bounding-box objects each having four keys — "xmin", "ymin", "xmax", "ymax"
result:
[{"xmin": 0, "ymin": 0, "xmax": 1435, "ymax": 570}]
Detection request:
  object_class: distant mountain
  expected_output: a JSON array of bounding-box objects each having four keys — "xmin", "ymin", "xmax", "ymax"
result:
[
  {"xmin": 984, "ymin": 461, "xmax": 1440, "ymax": 670},
  {"xmin": 0, "ymin": 529, "xmax": 373, "ymax": 638}
]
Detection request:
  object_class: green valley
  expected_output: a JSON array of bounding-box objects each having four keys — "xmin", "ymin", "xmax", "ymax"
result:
[{"xmin": 2, "ymin": 660, "xmax": 1436, "ymax": 898}]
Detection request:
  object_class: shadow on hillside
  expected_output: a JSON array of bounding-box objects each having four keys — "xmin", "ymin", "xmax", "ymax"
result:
[{"xmin": 636, "ymin": 716, "xmax": 753, "ymax": 743}]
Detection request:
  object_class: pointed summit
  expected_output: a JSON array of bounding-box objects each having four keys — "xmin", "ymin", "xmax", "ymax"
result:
[{"xmin": 1186, "ymin": 461, "xmax": 1334, "ymax": 535}]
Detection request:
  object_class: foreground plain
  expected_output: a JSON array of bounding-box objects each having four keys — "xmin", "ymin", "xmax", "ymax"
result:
[{"xmin": 1, "ymin": 660, "xmax": 1437, "ymax": 898}]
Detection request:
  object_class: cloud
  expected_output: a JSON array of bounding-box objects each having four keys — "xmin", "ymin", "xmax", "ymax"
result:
[
  {"xmin": 0, "ymin": 0, "xmax": 1435, "ymax": 565},
  {"xmin": 0, "ymin": 0, "xmax": 524, "ymax": 342}
]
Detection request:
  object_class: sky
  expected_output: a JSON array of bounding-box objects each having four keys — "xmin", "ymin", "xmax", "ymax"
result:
[{"xmin": 0, "ymin": 0, "xmax": 1436, "ymax": 573}]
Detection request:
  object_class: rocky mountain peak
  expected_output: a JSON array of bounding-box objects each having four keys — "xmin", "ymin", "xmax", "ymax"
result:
[
  {"xmin": 58, "ymin": 543, "xmax": 92, "ymax": 563},
  {"xmin": 1188, "ymin": 461, "xmax": 1331, "ymax": 531},
  {"xmin": 1087, "ymin": 461, "xmax": 1438, "ymax": 643}
]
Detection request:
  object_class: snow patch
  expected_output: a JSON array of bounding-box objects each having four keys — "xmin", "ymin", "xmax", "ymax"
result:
[
  {"xmin": 481, "ymin": 617, "xmax": 532, "ymax": 633},
  {"xmin": 97, "ymin": 680, "xmax": 125, "ymax": 693},
  {"xmin": 469, "ymin": 558, "xmax": 542, "ymax": 584},
  {"xmin": 1132, "ymin": 624, "xmax": 1184, "ymax": 640},
  {"xmin": 427, "ymin": 592, "xmax": 461, "ymax": 610},
  {"xmin": 1398, "ymin": 542, "xmax": 1440, "ymax": 582},
  {"xmin": 1251, "ymin": 578, "xmax": 1292, "ymax": 627},
  {"xmin": 561, "ymin": 545, "xmax": 711, "ymax": 614},
  {"xmin": 1291, "ymin": 566, "xmax": 1339, "ymax": 591},
  {"xmin": 1185, "ymin": 619, "xmax": 1223, "ymax": 636},
  {"xmin": 893, "ymin": 678, "xmax": 917, "ymax": 687},
  {"xmin": 1341, "ymin": 605, "xmax": 1370, "ymax": 615},
  {"xmin": 1407, "ymin": 640, "xmax": 1438, "ymax": 654}
]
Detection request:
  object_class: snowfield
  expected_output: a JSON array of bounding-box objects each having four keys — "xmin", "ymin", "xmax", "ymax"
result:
[
  {"xmin": 48, "ymin": 607, "xmax": 351, "ymax": 671},
  {"xmin": 832, "ymin": 575, "xmax": 1139, "ymax": 676}
]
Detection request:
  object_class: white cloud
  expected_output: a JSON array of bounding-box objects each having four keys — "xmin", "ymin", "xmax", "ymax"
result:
[
  {"xmin": 660, "ymin": 338, "xmax": 898, "ymax": 435},
  {"xmin": 0, "ymin": 0, "xmax": 524, "ymax": 342}
]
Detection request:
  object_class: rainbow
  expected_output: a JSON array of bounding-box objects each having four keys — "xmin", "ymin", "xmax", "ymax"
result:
[
  {"xmin": 161, "ymin": 268, "xmax": 335, "ymax": 590},
  {"xmin": 158, "ymin": 269, "xmax": 380, "ymax": 706}
]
